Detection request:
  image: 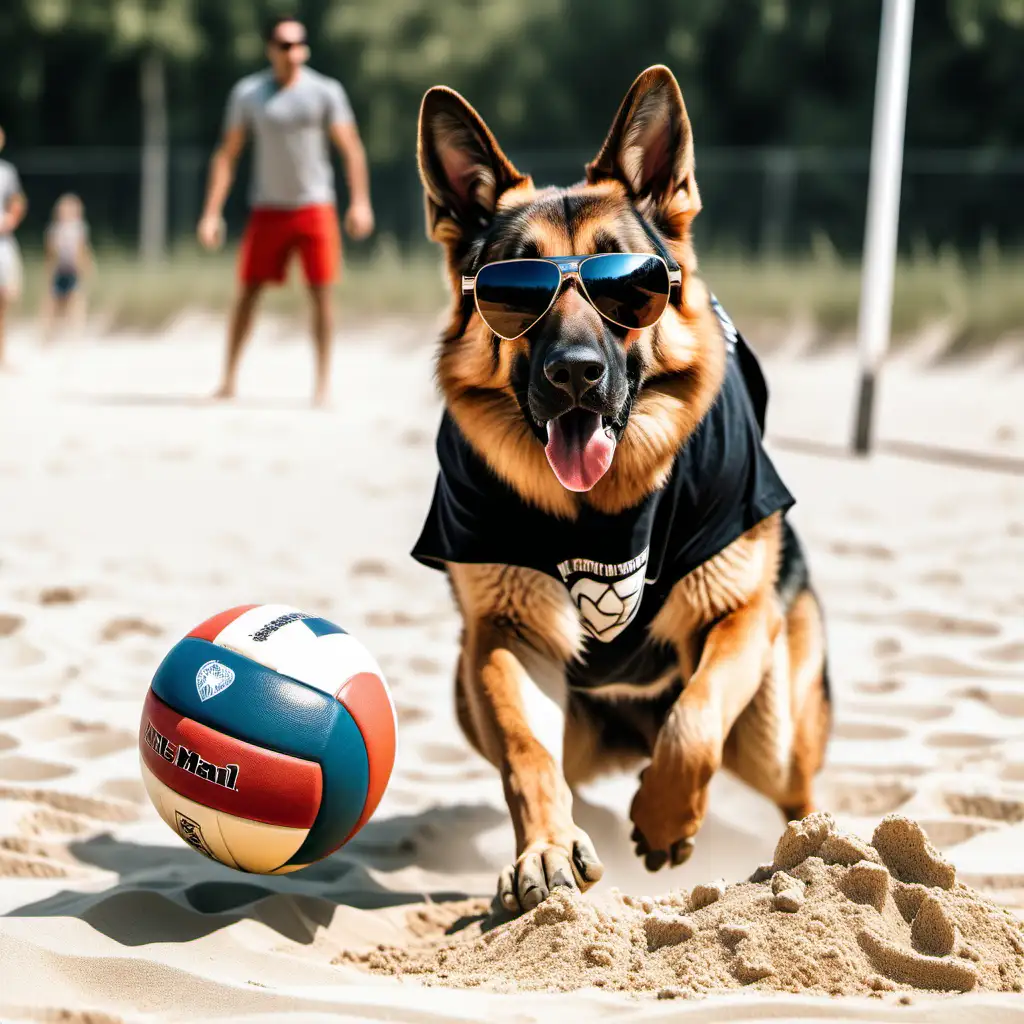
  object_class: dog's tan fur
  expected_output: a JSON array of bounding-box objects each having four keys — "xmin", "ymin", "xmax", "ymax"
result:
[{"xmin": 417, "ymin": 66, "xmax": 830, "ymax": 911}]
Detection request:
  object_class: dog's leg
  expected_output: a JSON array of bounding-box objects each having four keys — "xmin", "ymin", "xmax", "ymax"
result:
[
  {"xmin": 723, "ymin": 587, "xmax": 830, "ymax": 821},
  {"xmin": 630, "ymin": 592, "xmax": 778, "ymax": 869},
  {"xmin": 459, "ymin": 618, "xmax": 604, "ymax": 912},
  {"xmin": 777, "ymin": 588, "xmax": 830, "ymax": 820}
]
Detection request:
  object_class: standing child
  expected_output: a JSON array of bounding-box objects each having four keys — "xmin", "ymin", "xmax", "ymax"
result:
[{"xmin": 42, "ymin": 193, "xmax": 94, "ymax": 341}]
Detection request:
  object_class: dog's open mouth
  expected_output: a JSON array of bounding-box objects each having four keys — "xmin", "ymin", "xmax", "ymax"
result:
[{"xmin": 544, "ymin": 409, "xmax": 616, "ymax": 492}]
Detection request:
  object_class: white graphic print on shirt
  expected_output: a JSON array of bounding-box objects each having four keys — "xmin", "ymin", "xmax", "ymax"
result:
[{"xmin": 557, "ymin": 549, "xmax": 650, "ymax": 642}]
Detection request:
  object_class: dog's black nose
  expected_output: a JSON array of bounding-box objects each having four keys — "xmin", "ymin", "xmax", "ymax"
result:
[{"xmin": 543, "ymin": 345, "xmax": 606, "ymax": 404}]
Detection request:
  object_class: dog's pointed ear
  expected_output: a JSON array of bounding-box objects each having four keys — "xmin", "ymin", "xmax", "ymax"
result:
[
  {"xmin": 586, "ymin": 65, "xmax": 700, "ymax": 233},
  {"xmin": 418, "ymin": 86, "xmax": 528, "ymax": 250}
]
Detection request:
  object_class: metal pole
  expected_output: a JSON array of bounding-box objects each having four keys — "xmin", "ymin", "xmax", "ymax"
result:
[
  {"xmin": 852, "ymin": 0, "xmax": 915, "ymax": 455},
  {"xmin": 140, "ymin": 49, "xmax": 169, "ymax": 264}
]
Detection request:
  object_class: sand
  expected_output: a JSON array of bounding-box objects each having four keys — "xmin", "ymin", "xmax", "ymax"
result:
[
  {"xmin": 351, "ymin": 813, "xmax": 1024, "ymax": 997},
  {"xmin": 0, "ymin": 315, "xmax": 1023, "ymax": 1022}
]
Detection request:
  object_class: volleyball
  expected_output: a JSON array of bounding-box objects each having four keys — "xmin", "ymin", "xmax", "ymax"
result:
[{"xmin": 138, "ymin": 604, "xmax": 397, "ymax": 874}]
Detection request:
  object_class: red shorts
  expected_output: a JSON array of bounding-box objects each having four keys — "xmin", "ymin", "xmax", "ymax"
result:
[{"xmin": 238, "ymin": 204, "xmax": 340, "ymax": 287}]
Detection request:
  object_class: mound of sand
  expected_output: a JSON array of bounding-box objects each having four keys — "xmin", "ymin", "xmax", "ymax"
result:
[{"xmin": 346, "ymin": 814, "xmax": 1024, "ymax": 998}]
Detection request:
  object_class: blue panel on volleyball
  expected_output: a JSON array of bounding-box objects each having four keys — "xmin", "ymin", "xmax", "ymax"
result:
[{"xmin": 301, "ymin": 616, "xmax": 347, "ymax": 637}]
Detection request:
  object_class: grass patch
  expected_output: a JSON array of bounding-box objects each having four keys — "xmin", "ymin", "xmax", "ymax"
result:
[
  {"xmin": 703, "ymin": 245, "xmax": 1024, "ymax": 348},
  {"xmin": 12, "ymin": 241, "xmax": 1024, "ymax": 348},
  {"xmin": 13, "ymin": 240, "xmax": 448, "ymax": 334}
]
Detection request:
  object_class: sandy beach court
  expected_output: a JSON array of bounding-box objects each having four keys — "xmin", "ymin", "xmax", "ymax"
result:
[{"xmin": 0, "ymin": 319, "xmax": 1022, "ymax": 1021}]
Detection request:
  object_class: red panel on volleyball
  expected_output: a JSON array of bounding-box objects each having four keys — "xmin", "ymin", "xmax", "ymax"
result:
[
  {"xmin": 140, "ymin": 690, "xmax": 321, "ymax": 829},
  {"xmin": 334, "ymin": 672, "xmax": 396, "ymax": 844}
]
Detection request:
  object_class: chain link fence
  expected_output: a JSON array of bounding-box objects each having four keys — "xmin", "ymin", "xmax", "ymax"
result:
[{"xmin": 7, "ymin": 145, "xmax": 1024, "ymax": 259}]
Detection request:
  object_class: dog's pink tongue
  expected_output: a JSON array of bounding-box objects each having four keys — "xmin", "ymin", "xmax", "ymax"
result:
[{"xmin": 545, "ymin": 411, "xmax": 616, "ymax": 492}]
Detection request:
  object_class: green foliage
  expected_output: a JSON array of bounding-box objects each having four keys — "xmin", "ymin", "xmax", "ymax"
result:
[
  {"xmin": 2, "ymin": 0, "xmax": 1024, "ymax": 251},
  {"xmin": 25, "ymin": 0, "xmax": 202, "ymax": 56},
  {"xmin": 4, "ymin": 0, "xmax": 1024, "ymax": 152}
]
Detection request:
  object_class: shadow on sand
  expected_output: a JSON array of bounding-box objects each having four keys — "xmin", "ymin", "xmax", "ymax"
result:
[
  {"xmin": 5, "ymin": 802, "xmax": 509, "ymax": 947},
  {"xmin": 769, "ymin": 433, "xmax": 1024, "ymax": 476}
]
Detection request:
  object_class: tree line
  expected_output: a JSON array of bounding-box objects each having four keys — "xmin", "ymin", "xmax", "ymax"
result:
[{"xmin": 1, "ymin": 0, "xmax": 1022, "ymax": 253}]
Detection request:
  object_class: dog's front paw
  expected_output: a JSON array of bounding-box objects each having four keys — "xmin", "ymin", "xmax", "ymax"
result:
[
  {"xmin": 629, "ymin": 752, "xmax": 714, "ymax": 871},
  {"xmin": 497, "ymin": 830, "xmax": 604, "ymax": 914}
]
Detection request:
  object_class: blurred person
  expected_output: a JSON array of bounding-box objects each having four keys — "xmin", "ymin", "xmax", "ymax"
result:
[
  {"xmin": 41, "ymin": 193, "xmax": 95, "ymax": 342},
  {"xmin": 197, "ymin": 14, "xmax": 375, "ymax": 408},
  {"xmin": 0, "ymin": 125, "xmax": 28, "ymax": 370}
]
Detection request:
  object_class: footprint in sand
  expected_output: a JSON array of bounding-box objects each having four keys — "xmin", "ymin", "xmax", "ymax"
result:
[
  {"xmin": 351, "ymin": 558, "xmax": 391, "ymax": 578},
  {"xmin": 0, "ymin": 787, "xmax": 140, "ymax": 824},
  {"xmin": 954, "ymin": 687, "xmax": 1024, "ymax": 719},
  {"xmin": 0, "ymin": 756, "xmax": 74, "ymax": 782},
  {"xmin": 0, "ymin": 613, "xmax": 25, "ymax": 637},
  {"xmin": 827, "ymin": 540, "xmax": 895, "ymax": 562},
  {"xmin": 0, "ymin": 698, "xmax": 47, "ymax": 721},
  {"xmin": 18, "ymin": 808, "xmax": 94, "ymax": 838},
  {"xmin": 396, "ymin": 704, "xmax": 428, "ymax": 726},
  {"xmin": 38, "ymin": 585, "xmax": 87, "ymax": 606},
  {"xmin": 99, "ymin": 617, "xmax": 164, "ymax": 643},
  {"xmin": 825, "ymin": 776, "xmax": 915, "ymax": 816},
  {"xmin": 981, "ymin": 641, "xmax": 1024, "ymax": 664},
  {"xmin": 886, "ymin": 610, "xmax": 1001, "ymax": 639},
  {"xmin": 418, "ymin": 742, "xmax": 471, "ymax": 765},
  {"xmin": 926, "ymin": 732, "xmax": 1000, "ymax": 750},
  {"xmin": 0, "ymin": 849, "xmax": 72, "ymax": 879},
  {"xmin": 62, "ymin": 729, "xmax": 136, "ymax": 760},
  {"xmin": 853, "ymin": 679, "xmax": 903, "ymax": 696},
  {"xmin": 832, "ymin": 721, "xmax": 909, "ymax": 742},
  {"xmin": 845, "ymin": 701, "xmax": 952, "ymax": 723},
  {"xmin": 873, "ymin": 637, "xmax": 903, "ymax": 658},
  {"xmin": 918, "ymin": 570, "xmax": 964, "ymax": 587},
  {"xmin": 888, "ymin": 654, "xmax": 992, "ymax": 678},
  {"xmin": 409, "ymin": 656, "xmax": 444, "ymax": 676},
  {"xmin": 944, "ymin": 791, "xmax": 1024, "ymax": 824}
]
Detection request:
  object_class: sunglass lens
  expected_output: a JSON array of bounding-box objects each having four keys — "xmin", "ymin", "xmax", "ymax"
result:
[
  {"xmin": 475, "ymin": 261, "xmax": 562, "ymax": 339},
  {"xmin": 580, "ymin": 253, "xmax": 670, "ymax": 330}
]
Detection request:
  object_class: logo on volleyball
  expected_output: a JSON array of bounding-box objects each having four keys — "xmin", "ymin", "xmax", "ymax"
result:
[
  {"xmin": 557, "ymin": 549, "xmax": 649, "ymax": 642},
  {"xmin": 195, "ymin": 659, "xmax": 235, "ymax": 702},
  {"xmin": 175, "ymin": 812, "xmax": 215, "ymax": 860}
]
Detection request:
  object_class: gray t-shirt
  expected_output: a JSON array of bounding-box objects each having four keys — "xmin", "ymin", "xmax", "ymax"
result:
[
  {"xmin": 0, "ymin": 160, "xmax": 24, "ymax": 236},
  {"xmin": 225, "ymin": 67, "xmax": 355, "ymax": 209}
]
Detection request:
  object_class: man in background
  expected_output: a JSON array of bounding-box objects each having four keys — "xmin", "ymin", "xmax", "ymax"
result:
[
  {"xmin": 0, "ymin": 126, "xmax": 28, "ymax": 370},
  {"xmin": 197, "ymin": 14, "xmax": 374, "ymax": 407}
]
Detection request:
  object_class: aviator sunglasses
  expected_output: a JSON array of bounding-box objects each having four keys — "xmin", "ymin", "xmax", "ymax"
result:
[{"xmin": 462, "ymin": 253, "xmax": 681, "ymax": 341}]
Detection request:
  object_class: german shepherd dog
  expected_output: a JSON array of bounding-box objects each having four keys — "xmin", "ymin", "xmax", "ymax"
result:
[{"xmin": 411, "ymin": 66, "xmax": 830, "ymax": 914}]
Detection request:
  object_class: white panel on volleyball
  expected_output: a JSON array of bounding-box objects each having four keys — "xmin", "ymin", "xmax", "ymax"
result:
[
  {"xmin": 141, "ymin": 759, "xmax": 309, "ymax": 873},
  {"xmin": 211, "ymin": 604, "xmax": 387, "ymax": 698}
]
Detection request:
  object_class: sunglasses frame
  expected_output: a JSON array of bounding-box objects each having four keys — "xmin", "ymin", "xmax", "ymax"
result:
[{"xmin": 461, "ymin": 253, "xmax": 682, "ymax": 341}]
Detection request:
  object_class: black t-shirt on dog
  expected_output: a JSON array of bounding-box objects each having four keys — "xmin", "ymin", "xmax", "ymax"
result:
[{"xmin": 411, "ymin": 297, "xmax": 795, "ymax": 691}]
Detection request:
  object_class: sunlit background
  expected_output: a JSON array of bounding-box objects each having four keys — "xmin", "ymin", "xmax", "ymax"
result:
[{"xmin": 1, "ymin": 0, "xmax": 1023, "ymax": 341}]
